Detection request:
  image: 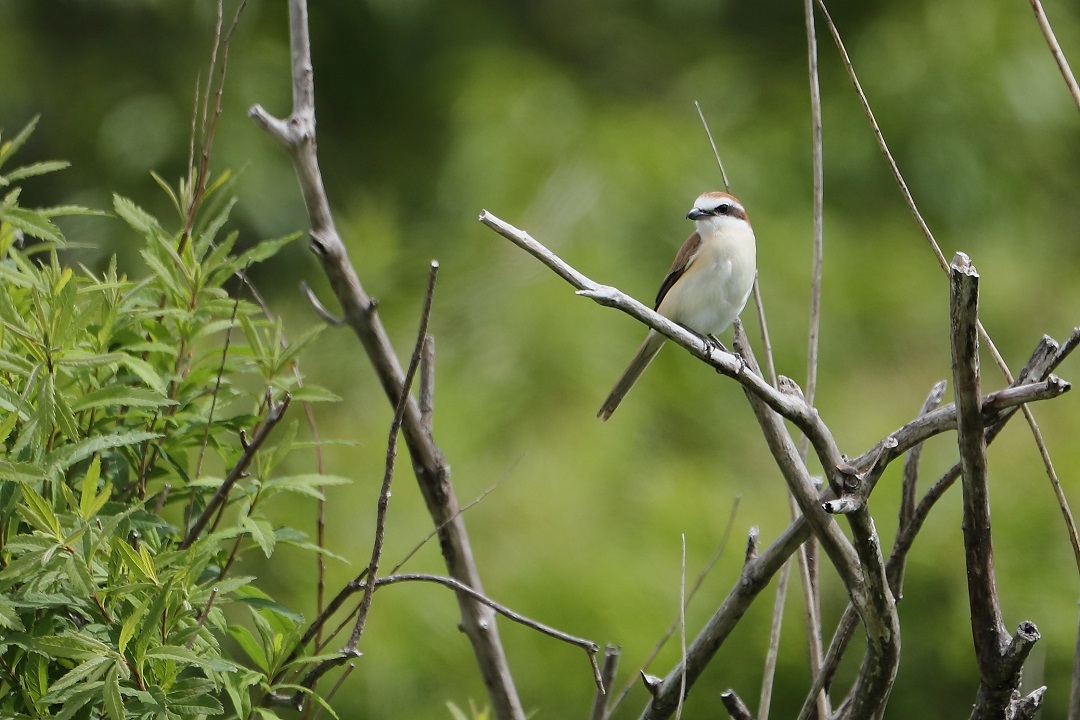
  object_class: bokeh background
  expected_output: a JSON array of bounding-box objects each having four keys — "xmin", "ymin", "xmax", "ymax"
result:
[{"xmin": 3, "ymin": 0, "xmax": 1080, "ymax": 717}]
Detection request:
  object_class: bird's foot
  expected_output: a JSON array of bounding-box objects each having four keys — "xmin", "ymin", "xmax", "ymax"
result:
[{"xmin": 706, "ymin": 334, "xmax": 729, "ymax": 353}]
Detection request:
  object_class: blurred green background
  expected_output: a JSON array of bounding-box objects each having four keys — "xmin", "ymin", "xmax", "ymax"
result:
[{"xmin": 3, "ymin": 0, "xmax": 1080, "ymax": 717}]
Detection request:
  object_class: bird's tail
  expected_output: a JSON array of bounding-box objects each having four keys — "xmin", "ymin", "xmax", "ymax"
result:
[{"xmin": 597, "ymin": 331, "xmax": 666, "ymax": 422}]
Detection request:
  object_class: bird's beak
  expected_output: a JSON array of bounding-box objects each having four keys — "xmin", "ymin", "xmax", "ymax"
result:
[{"xmin": 686, "ymin": 208, "xmax": 708, "ymax": 221}]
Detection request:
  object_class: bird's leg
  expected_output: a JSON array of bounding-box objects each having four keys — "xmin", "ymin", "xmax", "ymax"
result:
[{"xmin": 706, "ymin": 334, "xmax": 730, "ymax": 354}]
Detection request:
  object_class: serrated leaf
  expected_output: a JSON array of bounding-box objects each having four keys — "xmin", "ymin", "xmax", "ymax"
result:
[
  {"xmin": 262, "ymin": 473, "xmax": 352, "ymax": 501},
  {"xmin": 0, "ymin": 116, "xmax": 38, "ymax": 166},
  {"xmin": 113, "ymin": 194, "xmax": 163, "ymax": 239},
  {"xmin": 0, "ymin": 206, "xmax": 63, "ymax": 243},
  {"xmin": 0, "ymin": 595, "xmax": 25, "ymax": 631},
  {"xmin": 119, "ymin": 354, "xmax": 167, "ymax": 394},
  {"xmin": 44, "ymin": 430, "xmax": 159, "ymax": 475},
  {"xmin": 144, "ymin": 644, "xmax": 239, "ymax": 672},
  {"xmin": 24, "ymin": 651, "xmax": 48, "ymax": 702},
  {"xmin": 71, "ymin": 385, "xmax": 174, "ymax": 412},
  {"xmin": 241, "ymin": 515, "xmax": 276, "ymax": 558},
  {"xmin": 119, "ymin": 593, "xmax": 151, "ymax": 655},
  {"xmin": 18, "ymin": 485, "xmax": 61, "ymax": 537},
  {"xmin": 18, "ymin": 631, "xmax": 112, "ymax": 661},
  {"xmin": 113, "ymin": 538, "xmax": 157, "ymax": 585},
  {"xmin": 103, "ymin": 663, "xmax": 124, "ymax": 720},
  {"xmin": 40, "ymin": 655, "xmax": 111, "ymax": 703},
  {"xmin": 79, "ymin": 455, "xmax": 101, "ymax": 518},
  {"xmin": 2, "ymin": 159, "xmax": 70, "ymax": 184}
]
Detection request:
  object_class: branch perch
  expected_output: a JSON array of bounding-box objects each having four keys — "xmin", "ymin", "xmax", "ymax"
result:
[
  {"xmin": 251, "ymin": 3, "xmax": 524, "ymax": 716},
  {"xmin": 951, "ymin": 253, "xmax": 1041, "ymax": 720}
]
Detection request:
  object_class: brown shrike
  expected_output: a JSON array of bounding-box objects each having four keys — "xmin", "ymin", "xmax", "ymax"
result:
[{"xmin": 597, "ymin": 191, "xmax": 757, "ymax": 421}]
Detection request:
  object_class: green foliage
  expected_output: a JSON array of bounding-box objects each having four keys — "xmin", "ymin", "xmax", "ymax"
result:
[{"xmin": 0, "ymin": 119, "xmax": 341, "ymax": 719}]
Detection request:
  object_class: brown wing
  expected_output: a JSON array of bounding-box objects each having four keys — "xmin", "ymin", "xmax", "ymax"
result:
[{"xmin": 653, "ymin": 231, "xmax": 702, "ymax": 310}]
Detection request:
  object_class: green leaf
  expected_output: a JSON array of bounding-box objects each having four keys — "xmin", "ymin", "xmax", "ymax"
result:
[
  {"xmin": 144, "ymin": 645, "xmax": 239, "ymax": 672},
  {"xmin": 241, "ymin": 515, "xmax": 276, "ymax": 559},
  {"xmin": 112, "ymin": 537, "xmax": 158, "ymax": 585},
  {"xmin": 44, "ymin": 430, "xmax": 159, "ymax": 476},
  {"xmin": 0, "ymin": 115, "xmax": 40, "ymax": 168},
  {"xmin": 227, "ymin": 624, "xmax": 268, "ymax": 673},
  {"xmin": 17, "ymin": 631, "xmax": 112, "ymax": 661},
  {"xmin": 262, "ymin": 473, "xmax": 352, "ymax": 501},
  {"xmin": 17, "ymin": 485, "xmax": 62, "ymax": 538},
  {"xmin": 0, "ymin": 206, "xmax": 63, "ymax": 243},
  {"xmin": 24, "ymin": 651, "xmax": 48, "ymax": 703},
  {"xmin": 118, "ymin": 593, "xmax": 151, "ymax": 655},
  {"xmin": 71, "ymin": 385, "xmax": 174, "ymax": 412},
  {"xmin": 79, "ymin": 455, "xmax": 102, "ymax": 518},
  {"xmin": 119, "ymin": 354, "xmax": 168, "ymax": 394},
  {"xmin": 103, "ymin": 663, "xmax": 124, "ymax": 720},
  {"xmin": 113, "ymin": 194, "xmax": 163, "ymax": 239},
  {"xmin": 286, "ymin": 385, "xmax": 342, "ymax": 403},
  {"xmin": 0, "ymin": 594, "xmax": 25, "ymax": 631},
  {"xmin": 1, "ymin": 159, "xmax": 70, "ymax": 185},
  {"xmin": 40, "ymin": 655, "xmax": 111, "ymax": 703}
]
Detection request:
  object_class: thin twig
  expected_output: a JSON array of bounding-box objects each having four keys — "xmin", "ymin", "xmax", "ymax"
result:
[
  {"xmin": 675, "ymin": 535, "xmax": 688, "ymax": 720},
  {"xmin": 799, "ymin": 4, "xmax": 829, "ymax": 712},
  {"xmin": 590, "ymin": 645, "xmax": 620, "ymax": 720},
  {"xmin": 607, "ymin": 499, "xmax": 741, "ymax": 717},
  {"xmin": 694, "ymin": 101, "xmax": 731, "ymax": 192},
  {"xmin": 1028, "ymin": 0, "xmax": 1080, "ymax": 111},
  {"xmin": 374, "ymin": 573, "xmax": 603, "ymax": 688},
  {"xmin": 757, "ymin": 528, "xmax": 791, "ymax": 720},
  {"xmin": 180, "ymin": 390, "xmax": 291, "ymax": 549},
  {"xmin": 347, "ymin": 261, "xmax": 440, "ymax": 652},
  {"xmin": 185, "ymin": 587, "xmax": 219, "ymax": 650},
  {"xmin": 816, "ymin": 0, "xmax": 1080, "ymax": 576}
]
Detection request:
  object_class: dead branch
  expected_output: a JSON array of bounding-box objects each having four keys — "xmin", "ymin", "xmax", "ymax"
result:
[
  {"xmin": 951, "ymin": 254, "xmax": 1041, "ymax": 719},
  {"xmin": 347, "ymin": 261, "xmax": 440, "ymax": 652},
  {"xmin": 250, "ymin": 2, "xmax": 524, "ymax": 716}
]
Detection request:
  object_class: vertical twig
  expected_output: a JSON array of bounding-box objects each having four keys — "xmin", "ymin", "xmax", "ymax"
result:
[
  {"xmin": 590, "ymin": 645, "xmax": 620, "ymax": 720},
  {"xmin": 695, "ymin": 101, "xmax": 731, "ymax": 192},
  {"xmin": 347, "ymin": 262, "xmax": 440, "ymax": 651},
  {"xmin": 950, "ymin": 253, "xmax": 1041, "ymax": 719},
  {"xmin": 606, "ymin": 499, "xmax": 741, "ymax": 717},
  {"xmin": 756, "ymin": 540, "xmax": 791, "ymax": 720},
  {"xmin": 675, "ymin": 535, "xmax": 688, "ymax": 720},
  {"xmin": 798, "ymin": 2, "xmax": 829, "ymax": 710}
]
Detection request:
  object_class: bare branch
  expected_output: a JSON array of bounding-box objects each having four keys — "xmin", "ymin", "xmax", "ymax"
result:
[
  {"xmin": 374, "ymin": 573, "xmax": 602, "ymax": 688},
  {"xmin": 180, "ymin": 390, "xmax": 291, "ymax": 549},
  {"xmin": 816, "ymin": 0, "xmax": 1080, "ymax": 580},
  {"xmin": 757, "ymin": 537, "xmax": 792, "ymax": 720},
  {"xmin": 899, "ymin": 381, "xmax": 948, "ymax": 534},
  {"xmin": 721, "ymin": 689, "xmax": 755, "ymax": 720},
  {"xmin": 590, "ymin": 645, "xmax": 620, "ymax": 720},
  {"xmin": 951, "ymin": 254, "xmax": 1040, "ymax": 719},
  {"xmin": 301, "ymin": 281, "xmax": 345, "ymax": 326},
  {"xmin": 252, "ymin": 3, "xmax": 524, "ymax": 715},
  {"xmin": 347, "ymin": 261, "xmax": 440, "ymax": 652}
]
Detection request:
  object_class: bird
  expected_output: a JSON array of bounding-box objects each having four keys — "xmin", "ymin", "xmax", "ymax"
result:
[{"xmin": 597, "ymin": 191, "xmax": 757, "ymax": 421}]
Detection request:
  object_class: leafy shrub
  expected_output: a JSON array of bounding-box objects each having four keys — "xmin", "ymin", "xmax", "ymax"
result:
[{"xmin": 0, "ymin": 118, "xmax": 341, "ymax": 719}]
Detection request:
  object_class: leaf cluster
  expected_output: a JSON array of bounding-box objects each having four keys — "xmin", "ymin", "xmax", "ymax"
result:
[{"xmin": 0, "ymin": 119, "xmax": 345, "ymax": 719}]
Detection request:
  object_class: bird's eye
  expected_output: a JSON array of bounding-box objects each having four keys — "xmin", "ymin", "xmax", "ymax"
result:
[{"xmin": 715, "ymin": 204, "xmax": 730, "ymax": 215}]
